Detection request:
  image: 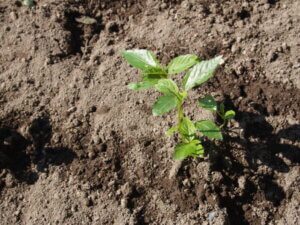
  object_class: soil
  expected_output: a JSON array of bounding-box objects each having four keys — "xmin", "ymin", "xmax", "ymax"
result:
[{"xmin": 0, "ymin": 0, "xmax": 299, "ymax": 224}]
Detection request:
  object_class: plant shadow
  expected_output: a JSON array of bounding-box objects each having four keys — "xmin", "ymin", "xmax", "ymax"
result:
[
  {"xmin": 208, "ymin": 96, "xmax": 299, "ymax": 224},
  {"xmin": 0, "ymin": 116, "xmax": 76, "ymax": 187}
]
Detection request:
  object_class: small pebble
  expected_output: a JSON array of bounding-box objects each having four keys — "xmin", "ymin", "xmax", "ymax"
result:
[
  {"xmin": 231, "ymin": 44, "xmax": 240, "ymax": 53},
  {"xmin": 282, "ymin": 42, "xmax": 288, "ymax": 51},
  {"xmin": 71, "ymin": 205, "xmax": 78, "ymax": 212},
  {"xmin": 264, "ymin": 4, "xmax": 271, "ymax": 10},
  {"xmin": 5, "ymin": 174, "xmax": 15, "ymax": 188},
  {"xmin": 10, "ymin": 12, "xmax": 18, "ymax": 20},
  {"xmin": 160, "ymin": 3, "xmax": 167, "ymax": 10},
  {"xmin": 238, "ymin": 176, "xmax": 246, "ymax": 189},
  {"xmin": 120, "ymin": 198, "xmax": 128, "ymax": 208},
  {"xmin": 182, "ymin": 179, "xmax": 190, "ymax": 187},
  {"xmin": 120, "ymin": 182, "xmax": 132, "ymax": 197},
  {"xmin": 88, "ymin": 151, "xmax": 96, "ymax": 159}
]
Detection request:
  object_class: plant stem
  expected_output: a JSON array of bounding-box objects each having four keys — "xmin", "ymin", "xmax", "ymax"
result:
[
  {"xmin": 177, "ymin": 101, "xmax": 183, "ymax": 127},
  {"xmin": 216, "ymin": 111, "xmax": 226, "ymax": 128},
  {"xmin": 177, "ymin": 100, "xmax": 188, "ymax": 142}
]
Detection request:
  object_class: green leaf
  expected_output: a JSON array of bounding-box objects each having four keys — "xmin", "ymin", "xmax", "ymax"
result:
[
  {"xmin": 178, "ymin": 117, "xmax": 196, "ymax": 142},
  {"xmin": 143, "ymin": 73, "xmax": 165, "ymax": 83},
  {"xmin": 155, "ymin": 79, "xmax": 179, "ymax": 97},
  {"xmin": 167, "ymin": 54, "xmax": 200, "ymax": 74},
  {"xmin": 173, "ymin": 140, "xmax": 204, "ymax": 160},
  {"xmin": 152, "ymin": 95, "xmax": 178, "ymax": 116},
  {"xmin": 23, "ymin": 0, "xmax": 34, "ymax": 7},
  {"xmin": 127, "ymin": 81, "xmax": 153, "ymax": 90},
  {"xmin": 166, "ymin": 126, "xmax": 178, "ymax": 136},
  {"xmin": 183, "ymin": 56, "xmax": 223, "ymax": 91},
  {"xmin": 195, "ymin": 120, "xmax": 223, "ymax": 140},
  {"xmin": 224, "ymin": 110, "xmax": 235, "ymax": 120},
  {"xmin": 122, "ymin": 49, "xmax": 164, "ymax": 73},
  {"xmin": 127, "ymin": 74, "xmax": 165, "ymax": 91},
  {"xmin": 198, "ymin": 94, "xmax": 217, "ymax": 111}
]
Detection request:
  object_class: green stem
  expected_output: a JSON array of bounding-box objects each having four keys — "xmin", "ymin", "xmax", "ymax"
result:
[
  {"xmin": 217, "ymin": 111, "xmax": 226, "ymax": 128},
  {"xmin": 176, "ymin": 92, "xmax": 189, "ymax": 142},
  {"xmin": 177, "ymin": 100, "xmax": 186, "ymax": 142},
  {"xmin": 177, "ymin": 101, "xmax": 183, "ymax": 127}
]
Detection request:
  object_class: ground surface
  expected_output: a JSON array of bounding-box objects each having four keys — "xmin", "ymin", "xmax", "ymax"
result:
[{"xmin": 0, "ymin": 0, "xmax": 299, "ymax": 224}]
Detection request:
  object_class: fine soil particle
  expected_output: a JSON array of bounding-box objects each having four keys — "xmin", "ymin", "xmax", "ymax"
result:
[{"xmin": 0, "ymin": 0, "xmax": 299, "ymax": 224}]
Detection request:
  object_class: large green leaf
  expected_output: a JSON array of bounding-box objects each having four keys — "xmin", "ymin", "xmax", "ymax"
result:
[
  {"xmin": 195, "ymin": 120, "xmax": 223, "ymax": 140},
  {"xmin": 155, "ymin": 79, "xmax": 179, "ymax": 97},
  {"xmin": 127, "ymin": 74, "xmax": 165, "ymax": 91},
  {"xmin": 152, "ymin": 95, "xmax": 178, "ymax": 116},
  {"xmin": 178, "ymin": 117, "xmax": 196, "ymax": 142},
  {"xmin": 183, "ymin": 56, "xmax": 223, "ymax": 91},
  {"xmin": 198, "ymin": 94, "xmax": 217, "ymax": 111},
  {"xmin": 167, "ymin": 54, "xmax": 200, "ymax": 74},
  {"xmin": 224, "ymin": 110, "xmax": 235, "ymax": 120},
  {"xmin": 122, "ymin": 49, "xmax": 164, "ymax": 74},
  {"xmin": 173, "ymin": 140, "xmax": 204, "ymax": 160}
]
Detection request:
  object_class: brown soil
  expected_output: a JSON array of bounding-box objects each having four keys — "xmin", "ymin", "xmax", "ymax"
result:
[{"xmin": 0, "ymin": 0, "xmax": 299, "ymax": 224}]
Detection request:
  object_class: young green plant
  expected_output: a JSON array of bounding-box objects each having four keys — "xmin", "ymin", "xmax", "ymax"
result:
[{"xmin": 122, "ymin": 49, "xmax": 235, "ymax": 160}]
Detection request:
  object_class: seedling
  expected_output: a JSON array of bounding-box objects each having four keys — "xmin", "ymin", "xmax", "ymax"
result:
[{"xmin": 122, "ymin": 49, "xmax": 235, "ymax": 160}]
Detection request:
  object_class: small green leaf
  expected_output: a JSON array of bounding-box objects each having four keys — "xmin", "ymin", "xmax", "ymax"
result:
[
  {"xmin": 23, "ymin": 0, "xmax": 34, "ymax": 7},
  {"xmin": 224, "ymin": 110, "xmax": 235, "ymax": 120},
  {"xmin": 173, "ymin": 140, "xmax": 204, "ymax": 160},
  {"xmin": 122, "ymin": 49, "xmax": 164, "ymax": 73},
  {"xmin": 198, "ymin": 94, "xmax": 217, "ymax": 111},
  {"xmin": 75, "ymin": 16, "xmax": 97, "ymax": 25},
  {"xmin": 195, "ymin": 120, "xmax": 223, "ymax": 140},
  {"xmin": 178, "ymin": 117, "xmax": 196, "ymax": 142},
  {"xmin": 166, "ymin": 126, "xmax": 178, "ymax": 136},
  {"xmin": 183, "ymin": 56, "xmax": 223, "ymax": 91},
  {"xmin": 152, "ymin": 95, "xmax": 178, "ymax": 116},
  {"xmin": 155, "ymin": 79, "xmax": 179, "ymax": 97},
  {"xmin": 180, "ymin": 91, "xmax": 188, "ymax": 99},
  {"xmin": 167, "ymin": 54, "xmax": 200, "ymax": 74},
  {"xmin": 127, "ymin": 81, "xmax": 153, "ymax": 90}
]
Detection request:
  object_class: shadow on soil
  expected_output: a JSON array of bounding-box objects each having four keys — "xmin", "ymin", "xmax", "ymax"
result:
[
  {"xmin": 0, "ymin": 116, "xmax": 76, "ymax": 187},
  {"xmin": 210, "ymin": 97, "xmax": 299, "ymax": 225}
]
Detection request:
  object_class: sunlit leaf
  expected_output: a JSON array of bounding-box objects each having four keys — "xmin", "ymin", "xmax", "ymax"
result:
[
  {"xmin": 166, "ymin": 126, "xmax": 178, "ymax": 136},
  {"xmin": 195, "ymin": 120, "xmax": 223, "ymax": 140},
  {"xmin": 183, "ymin": 56, "xmax": 223, "ymax": 91},
  {"xmin": 224, "ymin": 110, "xmax": 235, "ymax": 120},
  {"xmin": 122, "ymin": 49, "xmax": 164, "ymax": 73},
  {"xmin": 167, "ymin": 54, "xmax": 200, "ymax": 74},
  {"xmin": 173, "ymin": 140, "xmax": 204, "ymax": 160},
  {"xmin": 155, "ymin": 79, "xmax": 179, "ymax": 97},
  {"xmin": 178, "ymin": 117, "xmax": 196, "ymax": 142},
  {"xmin": 198, "ymin": 94, "xmax": 217, "ymax": 111},
  {"xmin": 127, "ymin": 74, "xmax": 165, "ymax": 91},
  {"xmin": 23, "ymin": 0, "xmax": 34, "ymax": 7},
  {"xmin": 127, "ymin": 81, "xmax": 153, "ymax": 90},
  {"xmin": 152, "ymin": 95, "xmax": 178, "ymax": 116}
]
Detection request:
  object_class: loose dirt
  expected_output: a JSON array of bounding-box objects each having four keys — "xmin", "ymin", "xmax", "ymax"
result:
[{"xmin": 0, "ymin": 0, "xmax": 299, "ymax": 224}]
